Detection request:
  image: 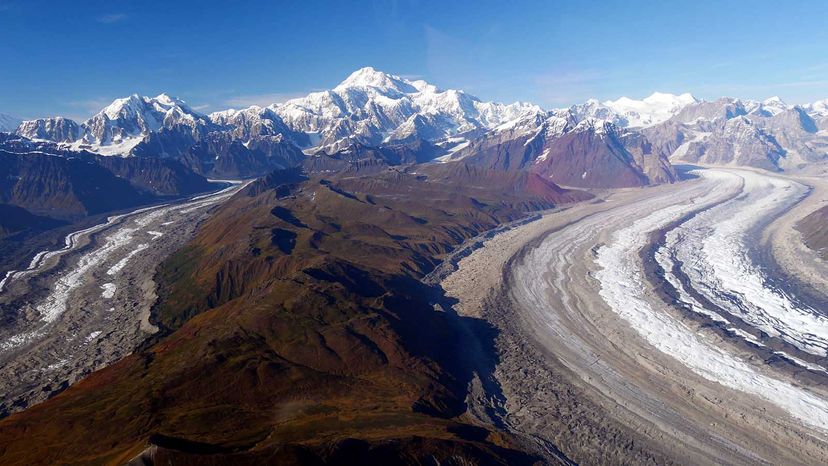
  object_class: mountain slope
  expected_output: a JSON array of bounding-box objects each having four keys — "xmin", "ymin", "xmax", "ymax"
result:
[
  {"xmin": 16, "ymin": 117, "xmax": 81, "ymax": 143},
  {"xmin": 11, "ymin": 69, "xmax": 827, "ymax": 175},
  {"xmin": 0, "ymin": 164, "xmax": 587, "ymax": 464},
  {"xmin": 209, "ymin": 105, "xmax": 310, "ymax": 146},
  {"xmin": 0, "ymin": 149, "xmax": 153, "ymax": 219},
  {"xmin": 0, "ymin": 204, "xmax": 65, "ymax": 239},
  {"xmin": 0, "ymin": 134, "xmax": 214, "ymax": 219},
  {"xmin": 797, "ymin": 205, "xmax": 828, "ymax": 260},
  {"xmin": 644, "ymin": 97, "xmax": 828, "ymax": 170},
  {"xmin": 450, "ymin": 113, "xmax": 676, "ymax": 188},
  {"xmin": 13, "ymin": 69, "xmax": 543, "ymax": 162}
]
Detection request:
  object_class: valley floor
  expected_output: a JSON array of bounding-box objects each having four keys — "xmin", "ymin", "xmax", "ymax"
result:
[
  {"xmin": 442, "ymin": 166, "xmax": 828, "ymax": 465},
  {"xmin": 0, "ymin": 182, "xmax": 246, "ymax": 416}
]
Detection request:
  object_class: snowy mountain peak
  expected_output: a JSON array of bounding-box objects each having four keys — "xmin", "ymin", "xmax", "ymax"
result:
[
  {"xmin": 334, "ymin": 66, "xmax": 415, "ymax": 93},
  {"xmin": 270, "ymin": 67, "xmax": 544, "ymax": 152},
  {"xmin": 565, "ymin": 92, "xmax": 697, "ymax": 129},
  {"xmin": 602, "ymin": 92, "xmax": 698, "ymax": 127},
  {"xmin": 14, "ymin": 93, "xmax": 212, "ymax": 156},
  {"xmin": 644, "ymin": 91, "xmax": 697, "ymax": 105},
  {"xmin": 101, "ymin": 93, "xmax": 198, "ymax": 121},
  {"xmin": 805, "ymin": 98, "xmax": 828, "ymax": 117},
  {"xmin": 409, "ymin": 79, "xmax": 437, "ymax": 93},
  {"xmin": 573, "ymin": 117, "xmax": 615, "ymax": 136},
  {"xmin": 605, "ymin": 92, "xmax": 697, "ymax": 108},
  {"xmin": 153, "ymin": 93, "xmax": 178, "ymax": 106},
  {"xmin": 763, "ymin": 96, "xmax": 786, "ymax": 106},
  {"xmin": 758, "ymin": 96, "xmax": 789, "ymax": 116},
  {"xmin": 103, "ymin": 94, "xmax": 145, "ymax": 120}
]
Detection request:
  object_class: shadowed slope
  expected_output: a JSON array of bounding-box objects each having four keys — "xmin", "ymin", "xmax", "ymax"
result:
[{"xmin": 798, "ymin": 205, "xmax": 828, "ymax": 259}]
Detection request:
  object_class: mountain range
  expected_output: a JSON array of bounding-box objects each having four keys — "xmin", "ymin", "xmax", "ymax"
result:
[
  {"xmin": 7, "ymin": 68, "xmax": 827, "ymax": 183},
  {"xmin": 2, "ymin": 68, "xmax": 828, "ymax": 465}
]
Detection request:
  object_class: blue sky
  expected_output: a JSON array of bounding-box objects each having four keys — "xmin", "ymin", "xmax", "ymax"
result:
[{"xmin": 1, "ymin": 0, "xmax": 827, "ymax": 120}]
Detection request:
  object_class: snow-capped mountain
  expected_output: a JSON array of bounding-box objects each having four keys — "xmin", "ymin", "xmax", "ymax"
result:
[
  {"xmin": 15, "ymin": 68, "xmax": 544, "ymax": 158},
  {"xmin": 9, "ymin": 66, "xmax": 827, "ymax": 176},
  {"xmin": 807, "ymin": 98, "xmax": 828, "ymax": 117},
  {"xmin": 447, "ymin": 110, "xmax": 677, "ymax": 188},
  {"xmin": 0, "ymin": 113, "xmax": 21, "ymax": 133},
  {"xmin": 16, "ymin": 117, "xmax": 81, "ymax": 143},
  {"xmin": 83, "ymin": 94, "xmax": 210, "ymax": 151},
  {"xmin": 269, "ymin": 67, "xmax": 543, "ymax": 153},
  {"xmin": 17, "ymin": 94, "xmax": 212, "ymax": 155},
  {"xmin": 750, "ymin": 96, "xmax": 789, "ymax": 117},
  {"xmin": 567, "ymin": 92, "xmax": 698, "ymax": 128},
  {"xmin": 209, "ymin": 106, "xmax": 309, "ymax": 146},
  {"xmin": 643, "ymin": 96, "xmax": 828, "ymax": 170}
]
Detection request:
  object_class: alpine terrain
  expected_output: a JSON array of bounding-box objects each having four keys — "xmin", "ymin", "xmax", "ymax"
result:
[{"xmin": 1, "ymin": 52, "xmax": 828, "ymax": 466}]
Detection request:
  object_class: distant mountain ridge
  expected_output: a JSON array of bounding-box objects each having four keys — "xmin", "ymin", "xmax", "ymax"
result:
[
  {"xmin": 642, "ymin": 96, "xmax": 828, "ymax": 170},
  {"xmin": 567, "ymin": 92, "xmax": 698, "ymax": 128},
  {"xmin": 5, "ymin": 67, "xmax": 827, "ymax": 175},
  {"xmin": 447, "ymin": 111, "xmax": 677, "ymax": 188},
  {"xmin": 16, "ymin": 94, "xmax": 211, "ymax": 156}
]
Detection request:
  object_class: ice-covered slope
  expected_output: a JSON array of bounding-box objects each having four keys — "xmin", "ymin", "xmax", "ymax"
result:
[
  {"xmin": 16, "ymin": 117, "xmax": 81, "ymax": 143},
  {"xmin": 750, "ymin": 96, "xmax": 789, "ymax": 117},
  {"xmin": 806, "ymin": 98, "xmax": 828, "ymax": 130},
  {"xmin": 209, "ymin": 105, "xmax": 309, "ymax": 146},
  {"xmin": 83, "ymin": 94, "xmax": 210, "ymax": 150}
]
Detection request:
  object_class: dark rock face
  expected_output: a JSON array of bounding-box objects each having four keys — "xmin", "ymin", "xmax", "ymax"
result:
[
  {"xmin": 92, "ymin": 154, "xmax": 213, "ymax": 196},
  {"xmin": 530, "ymin": 125, "xmax": 675, "ymax": 188},
  {"xmin": 132, "ymin": 130, "xmax": 306, "ymax": 179},
  {"xmin": 0, "ymin": 150, "xmax": 152, "ymax": 219},
  {"xmin": 0, "ymin": 135, "xmax": 213, "ymax": 221},
  {"xmin": 308, "ymin": 139, "xmax": 445, "ymax": 169},
  {"xmin": 270, "ymin": 228, "xmax": 297, "ymax": 254},
  {"xmin": 0, "ymin": 204, "xmax": 65, "ymax": 239},
  {"xmin": 201, "ymin": 134, "xmax": 306, "ymax": 178}
]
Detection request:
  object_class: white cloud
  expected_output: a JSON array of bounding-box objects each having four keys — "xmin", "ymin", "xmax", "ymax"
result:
[{"xmin": 97, "ymin": 13, "xmax": 127, "ymax": 24}]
